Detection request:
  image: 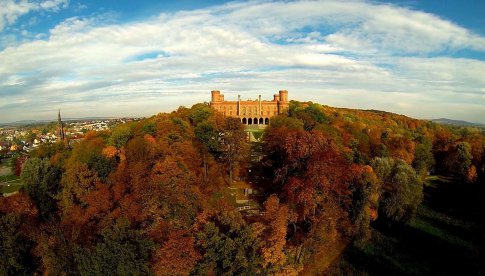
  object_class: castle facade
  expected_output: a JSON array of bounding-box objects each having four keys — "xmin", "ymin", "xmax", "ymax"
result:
[{"xmin": 209, "ymin": 90, "xmax": 289, "ymax": 125}]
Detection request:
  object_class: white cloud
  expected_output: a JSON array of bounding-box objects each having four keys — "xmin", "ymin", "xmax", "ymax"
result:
[
  {"xmin": 0, "ymin": 0, "xmax": 69, "ymax": 31},
  {"xmin": 0, "ymin": 0, "xmax": 484, "ymax": 123}
]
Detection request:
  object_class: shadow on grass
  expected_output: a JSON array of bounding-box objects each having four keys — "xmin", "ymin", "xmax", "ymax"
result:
[
  {"xmin": 330, "ymin": 223, "xmax": 480, "ymax": 275},
  {"xmin": 328, "ymin": 176, "xmax": 485, "ymax": 276}
]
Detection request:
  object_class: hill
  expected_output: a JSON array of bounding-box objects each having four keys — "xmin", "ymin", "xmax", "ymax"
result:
[
  {"xmin": 1, "ymin": 101, "xmax": 484, "ymax": 275},
  {"xmin": 432, "ymin": 118, "xmax": 485, "ymax": 128}
]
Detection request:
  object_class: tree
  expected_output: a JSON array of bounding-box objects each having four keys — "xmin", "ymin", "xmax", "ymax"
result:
[
  {"xmin": 21, "ymin": 157, "xmax": 61, "ymax": 220},
  {"xmin": 76, "ymin": 219, "xmax": 153, "ymax": 276},
  {"xmin": 189, "ymin": 103, "xmax": 213, "ymax": 126},
  {"xmin": 220, "ymin": 117, "xmax": 248, "ymax": 182},
  {"xmin": 108, "ymin": 125, "xmax": 133, "ymax": 149},
  {"xmin": 193, "ymin": 207, "xmax": 263, "ymax": 275},
  {"xmin": 0, "ymin": 194, "xmax": 39, "ymax": 275},
  {"xmin": 0, "ymin": 213, "xmax": 37, "ymax": 275},
  {"xmin": 348, "ymin": 165, "xmax": 380, "ymax": 242},
  {"xmin": 259, "ymin": 195, "xmax": 300, "ymax": 274},
  {"xmin": 371, "ymin": 158, "xmax": 423, "ymax": 225},
  {"xmin": 195, "ymin": 121, "xmax": 220, "ymax": 183},
  {"xmin": 412, "ymin": 139, "xmax": 435, "ymax": 177},
  {"xmin": 142, "ymin": 121, "xmax": 157, "ymax": 136},
  {"xmin": 34, "ymin": 223, "xmax": 80, "ymax": 275},
  {"xmin": 152, "ymin": 230, "xmax": 201, "ymax": 276},
  {"xmin": 447, "ymin": 142, "xmax": 473, "ymax": 179}
]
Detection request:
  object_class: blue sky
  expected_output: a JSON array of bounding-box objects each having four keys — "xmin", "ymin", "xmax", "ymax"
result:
[{"xmin": 1, "ymin": 0, "xmax": 484, "ymax": 123}]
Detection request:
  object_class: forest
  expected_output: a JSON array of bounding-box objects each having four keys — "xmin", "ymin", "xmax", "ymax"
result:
[{"xmin": 1, "ymin": 101, "xmax": 484, "ymax": 275}]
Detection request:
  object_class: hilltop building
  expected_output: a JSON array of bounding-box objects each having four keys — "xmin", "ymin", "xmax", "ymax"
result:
[{"xmin": 209, "ymin": 90, "xmax": 289, "ymax": 125}]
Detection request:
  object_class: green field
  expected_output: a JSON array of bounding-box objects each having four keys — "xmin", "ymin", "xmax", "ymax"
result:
[
  {"xmin": 1, "ymin": 181, "xmax": 23, "ymax": 194},
  {"xmin": 0, "ymin": 158, "xmax": 24, "ymax": 194},
  {"xmin": 328, "ymin": 176, "xmax": 485, "ymax": 275}
]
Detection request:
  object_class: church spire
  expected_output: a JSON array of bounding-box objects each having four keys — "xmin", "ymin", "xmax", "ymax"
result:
[{"xmin": 57, "ymin": 109, "xmax": 65, "ymax": 142}]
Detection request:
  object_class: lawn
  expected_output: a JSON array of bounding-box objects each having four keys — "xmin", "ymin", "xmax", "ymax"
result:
[
  {"xmin": 327, "ymin": 176, "xmax": 485, "ymax": 275},
  {"xmin": 1, "ymin": 181, "xmax": 23, "ymax": 194},
  {"xmin": 0, "ymin": 158, "xmax": 24, "ymax": 194}
]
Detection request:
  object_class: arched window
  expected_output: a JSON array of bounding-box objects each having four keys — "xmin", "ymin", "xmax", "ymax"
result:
[
  {"xmin": 248, "ymin": 118, "xmax": 253, "ymax": 125},
  {"xmin": 254, "ymin": 117, "xmax": 258, "ymax": 124},
  {"xmin": 242, "ymin": 118, "xmax": 247, "ymax": 124},
  {"xmin": 259, "ymin": 118, "xmax": 263, "ymax": 124},
  {"xmin": 265, "ymin": 118, "xmax": 269, "ymax": 125}
]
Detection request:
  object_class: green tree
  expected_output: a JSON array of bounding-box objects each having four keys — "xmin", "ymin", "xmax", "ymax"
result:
[
  {"xmin": 194, "ymin": 209, "xmax": 263, "ymax": 275},
  {"xmin": 0, "ymin": 213, "xmax": 36, "ymax": 275},
  {"xmin": 87, "ymin": 154, "xmax": 116, "ymax": 181},
  {"xmin": 220, "ymin": 117, "xmax": 248, "ymax": 182},
  {"xmin": 448, "ymin": 142, "xmax": 473, "ymax": 179},
  {"xmin": 195, "ymin": 121, "xmax": 220, "ymax": 183},
  {"xmin": 142, "ymin": 121, "xmax": 157, "ymax": 136},
  {"xmin": 21, "ymin": 157, "xmax": 61, "ymax": 220},
  {"xmin": 189, "ymin": 103, "xmax": 212, "ymax": 126},
  {"xmin": 268, "ymin": 115, "xmax": 304, "ymax": 130},
  {"xmin": 76, "ymin": 219, "xmax": 153, "ymax": 276},
  {"xmin": 412, "ymin": 138, "xmax": 435, "ymax": 176},
  {"xmin": 371, "ymin": 157, "xmax": 423, "ymax": 225},
  {"xmin": 108, "ymin": 125, "xmax": 133, "ymax": 149}
]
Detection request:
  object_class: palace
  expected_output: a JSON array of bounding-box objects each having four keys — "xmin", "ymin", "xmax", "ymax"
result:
[{"xmin": 209, "ymin": 90, "xmax": 289, "ymax": 125}]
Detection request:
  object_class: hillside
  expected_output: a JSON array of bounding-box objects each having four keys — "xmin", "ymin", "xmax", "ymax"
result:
[
  {"xmin": 1, "ymin": 101, "xmax": 484, "ymax": 275},
  {"xmin": 432, "ymin": 118, "xmax": 485, "ymax": 128}
]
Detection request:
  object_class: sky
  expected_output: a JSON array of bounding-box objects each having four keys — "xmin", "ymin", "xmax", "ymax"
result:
[{"xmin": 1, "ymin": 0, "xmax": 485, "ymax": 123}]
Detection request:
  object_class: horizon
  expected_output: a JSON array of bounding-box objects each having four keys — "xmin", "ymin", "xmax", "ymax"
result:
[
  {"xmin": 2, "ymin": 101, "xmax": 484, "ymax": 126},
  {"xmin": 1, "ymin": 0, "xmax": 485, "ymax": 123}
]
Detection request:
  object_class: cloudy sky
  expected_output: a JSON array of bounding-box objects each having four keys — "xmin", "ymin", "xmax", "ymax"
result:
[{"xmin": 1, "ymin": 0, "xmax": 485, "ymax": 123}]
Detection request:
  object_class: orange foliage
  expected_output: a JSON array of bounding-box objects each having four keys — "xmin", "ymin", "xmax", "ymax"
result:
[
  {"xmin": 152, "ymin": 230, "xmax": 201, "ymax": 276},
  {"xmin": 102, "ymin": 146, "xmax": 118, "ymax": 158}
]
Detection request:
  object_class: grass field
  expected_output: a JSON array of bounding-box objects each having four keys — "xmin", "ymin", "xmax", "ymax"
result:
[
  {"xmin": 327, "ymin": 176, "xmax": 485, "ymax": 275},
  {"xmin": 1, "ymin": 181, "xmax": 23, "ymax": 194},
  {"xmin": 0, "ymin": 158, "xmax": 24, "ymax": 194}
]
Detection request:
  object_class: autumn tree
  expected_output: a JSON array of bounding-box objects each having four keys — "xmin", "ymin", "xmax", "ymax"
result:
[
  {"xmin": 0, "ymin": 194, "xmax": 40, "ymax": 275},
  {"xmin": 258, "ymin": 195, "xmax": 300, "ymax": 275},
  {"xmin": 152, "ymin": 230, "xmax": 201, "ymax": 276},
  {"xmin": 348, "ymin": 165, "xmax": 380, "ymax": 242}
]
